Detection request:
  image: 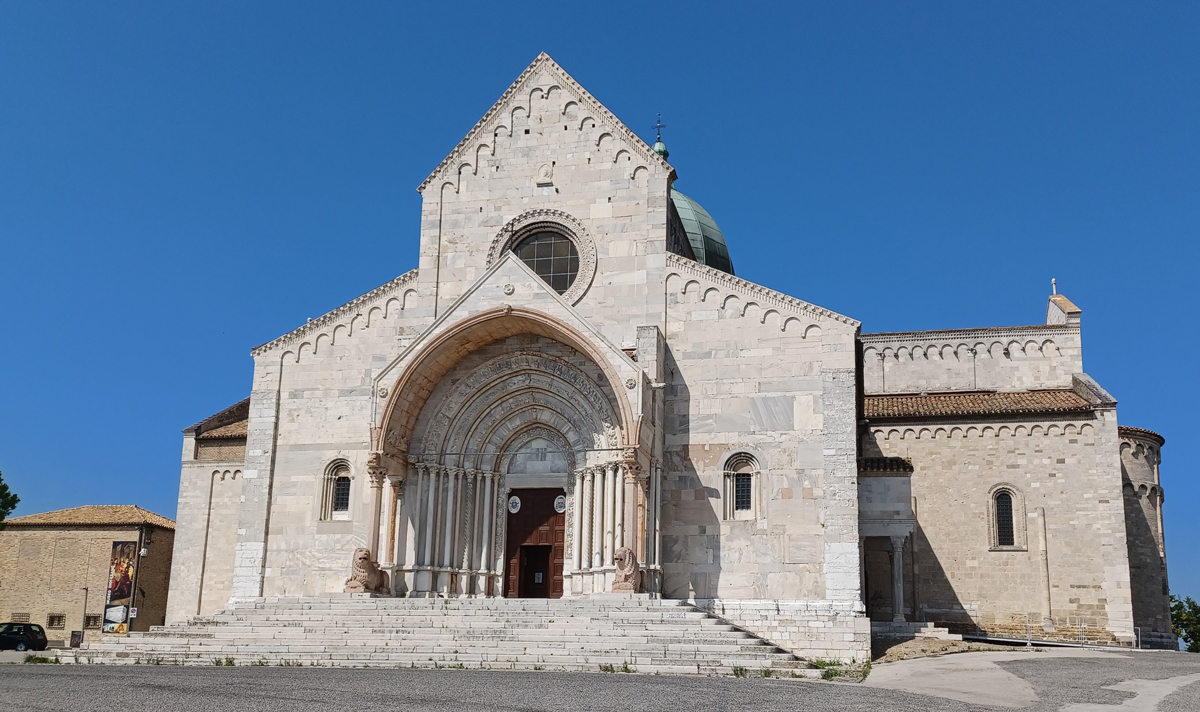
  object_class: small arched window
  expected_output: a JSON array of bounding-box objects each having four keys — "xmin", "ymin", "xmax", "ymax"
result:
[
  {"xmin": 723, "ymin": 452, "xmax": 759, "ymax": 520},
  {"xmin": 994, "ymin": 491, "xmax": 1015, "ymax": 547},
  {"xmin": 988, "ymin": 484, "xmax": 1026, "ymax": 550},
  {"xmin": 321, "ymin": 461, "xmax": 352, "ymax": 521}
]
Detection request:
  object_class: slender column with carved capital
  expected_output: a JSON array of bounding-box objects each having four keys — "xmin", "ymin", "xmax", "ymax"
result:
[
  {"xmin": 467, "ymin": 470, "xmax": 481, "ymax": 595},
  {"xmin": 570, "ymin": 469, "xmax": 584, "ymax": 576},
  {"xmin": 614, "ymin": 465, "xmax": 626, "ymax": 550},
  {"xmin": 604, "ymin": 463, "xmax": 616, "ymax": 567},
  {"xmin": 478, "ymin": 472, "xmax": 494, "ymax": 596},
  {"xmin": 385, "ymin": 474, "xmax": 403, "ymax": 566},
  {"xmin": 440, "ymin": 468, "xmax": 459, "ymax": 594},
  {"xmin": 890, "ymin": 535, "xmax": 907, "ymax": 623},
  {"xmin": 418, "ymin": 465, "xmax": 437, "ymax": 593},
  {"xmin": 367, "ymin": 463, "xmax": 387, "ymax": 560},
  {"xmin": 580, "ymin": 468, "xmax": 594, "ymax": 573},
  {"xmin": 591, "ymin": 467, "xmax": 604, "ymax": 571}
]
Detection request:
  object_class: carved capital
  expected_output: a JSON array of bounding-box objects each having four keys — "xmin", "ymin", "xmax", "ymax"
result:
[{"xmin": 368, "ymin": 467, "xmax": 387, "ymax": 488}]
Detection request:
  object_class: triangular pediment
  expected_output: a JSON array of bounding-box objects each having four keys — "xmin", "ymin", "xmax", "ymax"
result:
[
  {"xmin": 377, "ymin": 253, "xmax": 640, "ymax": 388},
  {"xmin": 418, "ymin": 52, "xmax": 672, "ymax": 193}
]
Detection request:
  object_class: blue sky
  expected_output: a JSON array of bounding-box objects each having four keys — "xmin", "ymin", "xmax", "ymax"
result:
[{"xmin": 1, "ymin": 3, "xmax": 1197, "ymax": 599}]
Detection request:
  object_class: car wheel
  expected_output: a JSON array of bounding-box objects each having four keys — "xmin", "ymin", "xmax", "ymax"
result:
[{"xmin": 16, "ymin": 642, "xmax": 27, "ymax": 652}]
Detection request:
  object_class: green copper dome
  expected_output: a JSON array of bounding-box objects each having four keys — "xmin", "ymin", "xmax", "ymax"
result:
[
  {"xmin": 652, "ymin": 140, "xmax": 669, "ymax": 159},
  {"xmin": 671, "ymin": 188, "xmax": 734, "ymax": 274}
]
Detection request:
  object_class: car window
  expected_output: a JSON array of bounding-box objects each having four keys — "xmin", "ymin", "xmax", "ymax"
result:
[
  {"xmin": 30, "ymin": 625, "xmax": 46, "ymax": 637},
  {"xmin": 0, "ymin": 624, "xmax": 9, "ymax": 633},
  {"xmin": 11, "ymin": 625, "xmax": 25, "ymax": 634}
]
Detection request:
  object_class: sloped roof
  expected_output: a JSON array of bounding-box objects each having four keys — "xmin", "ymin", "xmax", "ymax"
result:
[
  {"xmin": 5, "ymin": 505, "xmax": 175, "ymax": 530},
  {"xmin": 1118, "ymin": 425, "xmax": 1165, "ymax": 446},
  {"xmin": 865, "ymin": 390, "xmax": 1092, "ymax": 419},
  {"xmin": 197, "ymin": 419, "xmax": 248, "ymax": 439},
  {"xmin": 184, "ymin": 398, "xmax": 249, "ymax": 437}
]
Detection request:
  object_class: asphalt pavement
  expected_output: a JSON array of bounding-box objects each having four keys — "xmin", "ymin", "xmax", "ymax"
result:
[{"xmin": 3, "ymin": 648, "xmax": 1198, "ymax": 711}]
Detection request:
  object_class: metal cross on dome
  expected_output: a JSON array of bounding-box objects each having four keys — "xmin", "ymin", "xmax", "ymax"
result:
[{"xmin": 652, "ymin": 113, "xmax": 666, "ymax": 141}]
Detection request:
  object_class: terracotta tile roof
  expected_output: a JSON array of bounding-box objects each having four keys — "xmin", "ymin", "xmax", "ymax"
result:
[
  {"xmin": 197, "ymin": 419, "xmax": 248, "ymax": 439},
  {"xmin": 5, "ymin": 505, "xmax": 175, "ymax": 530},
  {"xmin": 865, "ymin": 390, "xmax": 1092, "ymax": 419},
  {"xmin": 1118, "ymin": 425, "xmax": 1165, "ymax": 446},
  {"xmin": 185, "ymin": 398, "xmax": 249, "ymax": 437},
  {"xmin": 858, "ymin": 457, "xmax": 914, "ymax": 473}
]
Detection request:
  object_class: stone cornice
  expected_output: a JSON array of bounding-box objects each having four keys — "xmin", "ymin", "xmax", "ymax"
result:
[
  {"xmin": 251, "ymin": 269, "xmax": 419, "ymax": 357},
  {"xmin": 861, "ymin": 323, "xmax": 1078, "ymax": 347},
  {"xmin": 417, "ymin": 52, "xmax": 672, "ymax": 194},
  {"xmin": 665, "ymin": 252, "xmax": 859, "ymax": 327}
]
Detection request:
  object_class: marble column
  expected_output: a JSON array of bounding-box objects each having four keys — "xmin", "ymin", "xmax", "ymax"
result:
[
  {"xmin": 367, "ymin": 465, "xmax": 386, "ymax": 561},
  {"xmin": 440, "ymin": 468, "xmax": 459, "ymax": 594},
  {"xmin": 571, "ymin": 469, "xmax": 584, "ymax": 575},
  {"xmin": 591, "ymin": 467, "xmax": 604, "ymax": 571},
  {"xmin": 477, "ymin": 471, "xmax": 494, "ymax": 596},
  {"xmin": 604, "ymin": 463, "xmax": 617, "ymax": 567},
  {"xmin": 385, "ymin": 474, "xmax": 403, "ymax": 566},
  {"xmin": 467, "ymin": 470, "xmax": 481, "ymax": 595},
  {"xmin": 615, "ymin": 465, "xmax": 626, "ymax": 550},
  {"xmin": 890, "ymin": 535, "xmax": 906, "ymax": 623},
  {"xmin": 417, "ymin": 466, "xmax": 437, "ymax": 594}
]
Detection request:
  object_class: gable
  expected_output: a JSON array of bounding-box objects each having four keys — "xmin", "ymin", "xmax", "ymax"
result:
[{"xmin": 418, "ymin": 52, "xmax": 673, "ymax": 194}]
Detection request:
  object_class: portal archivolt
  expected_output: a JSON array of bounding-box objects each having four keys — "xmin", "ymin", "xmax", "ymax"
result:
[{"xmin": 376, "ymin": 329, "xmax": 640, "ymax": 599}]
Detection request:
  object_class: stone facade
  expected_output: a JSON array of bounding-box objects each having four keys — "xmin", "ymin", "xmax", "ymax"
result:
[
  {"xmin": 858, "ymin": 295, "xmax": 1173, "ymax": 647},
  {"xmin": 164, "ymin": 53, "xmax": 1172, "ymax": 660},
  {"xmin": 0, "ymin": 506, "xmax": 174, "ymax": 645}
]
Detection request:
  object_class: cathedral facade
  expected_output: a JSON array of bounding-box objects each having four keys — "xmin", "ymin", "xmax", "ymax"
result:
[{"xmin": 165, "ymin": 54, "xmax": 1173, "ymax": 659}]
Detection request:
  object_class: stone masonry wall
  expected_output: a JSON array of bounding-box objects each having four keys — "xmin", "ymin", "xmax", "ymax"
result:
[
  {"xmin": 660, "ymin": 254, "xmax": 863, "ymax": 608},
  {"xmin": 863, "ymin": 411, "xmax": 1136, "ymax": 644},
  {"xmin": 694, "ymin": 599, "xmax": 871, "ymax": 663},
  {"xmin": 860, "ymin": 323, "xmax": 1082, "ymax": 395},
  {"xmin": 1119, "ymin": 429, "xmax": 1173, "ymax": 645},
  {"xmin": 166, "ymin": 455, "xmax": 244, "ymax": 623}
]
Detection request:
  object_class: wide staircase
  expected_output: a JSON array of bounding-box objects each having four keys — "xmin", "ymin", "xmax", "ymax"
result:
[{"xmin": 58, "ymin": 596, "xmax": 819, "ymax": 677}]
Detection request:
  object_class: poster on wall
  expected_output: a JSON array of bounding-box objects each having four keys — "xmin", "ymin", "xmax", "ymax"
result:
[{"xmin": 102, "ymin": 541, "xmax": 138, "ymax": 634}]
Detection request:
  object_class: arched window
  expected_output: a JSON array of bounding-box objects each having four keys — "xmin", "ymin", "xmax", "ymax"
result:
[
  {"xmin": 994, "ymin": 491, "xmax": 1015, "ymax": 547},
  {"xmin": 321, "ymin": 461, "xmax": 352, "ymax": 521},
  {"xmin": 513, "ymin": 231, "xmax": 579, "ymax": 294},
  {"xmin": 988, "ymin": 484, "xmax": 1026, "ymax": 550},
  {"xmin": 723, "ymin": 452, "xmax": 759, "ymax": 520}
]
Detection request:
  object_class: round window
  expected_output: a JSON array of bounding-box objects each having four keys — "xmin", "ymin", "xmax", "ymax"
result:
[{"xmin": 513, "ymin": 231, "xmax": 579, "ymax": 295}]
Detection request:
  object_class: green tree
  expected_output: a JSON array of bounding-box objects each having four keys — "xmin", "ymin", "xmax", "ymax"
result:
[
  {"xmin": 0, "ymin": 469, "xmax": 18, "ymax": 529},
  {"xmin": 1171, "ymin": 595, "xmax": 1200, "ymax": 653}
]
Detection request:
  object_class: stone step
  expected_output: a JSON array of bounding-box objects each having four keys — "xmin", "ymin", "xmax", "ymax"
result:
[{"xmin": 63, "ymin": 597, "xmax": 812, "ymax": 677}]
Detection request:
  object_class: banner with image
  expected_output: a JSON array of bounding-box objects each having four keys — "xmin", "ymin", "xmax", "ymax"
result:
[{"xmin": 102, "ymin": 541, "xmax": 138, "ymax": 634}]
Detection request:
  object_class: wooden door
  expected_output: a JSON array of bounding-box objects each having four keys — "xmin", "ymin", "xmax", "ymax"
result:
[{"xmin": 504, "ymin": 488, "xmax": 565, "ymax": 598}]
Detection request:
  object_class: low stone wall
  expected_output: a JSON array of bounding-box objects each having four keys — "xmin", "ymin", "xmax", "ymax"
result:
[{"xmin": 692, "ymin": 599, "xmax": 871, "ymax": 663}]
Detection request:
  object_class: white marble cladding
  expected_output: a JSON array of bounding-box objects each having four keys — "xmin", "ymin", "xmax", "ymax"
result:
[
  {"xmin": 659, "ymin": 250, "xmax": 862, "ymax": 605},
  {"xmin": 861, "ymin": 322, "xmax": 1083, "ymax": 395}
]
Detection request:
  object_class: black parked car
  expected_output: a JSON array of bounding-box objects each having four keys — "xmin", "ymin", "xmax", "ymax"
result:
[{"xmin": 0, "ymin": 623, "xmax": 48, "ymax": 652}]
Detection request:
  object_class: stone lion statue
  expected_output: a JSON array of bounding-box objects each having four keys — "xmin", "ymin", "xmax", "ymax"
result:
[
  {"xmin": 612, "ymin": 546, "xmax": 641, "ymax": 592},
  {"xmin": 344, "ymin": 547, "xmax": 390, "ymax": 594}
]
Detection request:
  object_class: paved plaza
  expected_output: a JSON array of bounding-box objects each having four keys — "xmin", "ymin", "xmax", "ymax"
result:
[{"xmin": 3, "ymin": 648, "xmax": 1199, "ymax": 711}]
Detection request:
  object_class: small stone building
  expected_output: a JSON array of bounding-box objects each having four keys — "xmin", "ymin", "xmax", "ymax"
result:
[
  {"xmin": 163, "ymin": 53, "xmax": 1174, "ymax": 659},
  {"xmin": 0, "ymin": 505, "xmax": 175, "ymax": 645}
]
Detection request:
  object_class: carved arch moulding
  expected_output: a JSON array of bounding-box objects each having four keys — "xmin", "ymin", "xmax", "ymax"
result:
[{"xmin": 487, "ymin": 209, "xmax": 597, "ymax": 305}]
